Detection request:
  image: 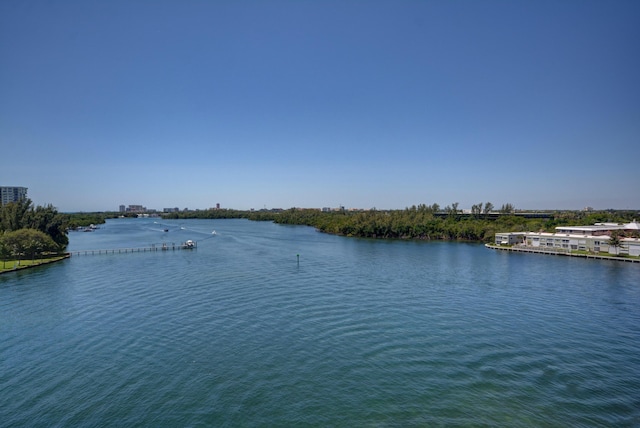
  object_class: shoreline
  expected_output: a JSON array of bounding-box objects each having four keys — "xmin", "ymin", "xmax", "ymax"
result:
[
  {"xmin": 0, "ymin": 254, "xmax": 71, "ymax": 275},
  {"xmin": 485, "ymin": 244, "xmax": 639, "ymax": 263}
]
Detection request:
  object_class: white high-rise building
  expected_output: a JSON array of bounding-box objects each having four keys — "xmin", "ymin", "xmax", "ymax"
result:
[{"xmin": 0, "ymin": 186, "xmax": 28, "ymax": 205}]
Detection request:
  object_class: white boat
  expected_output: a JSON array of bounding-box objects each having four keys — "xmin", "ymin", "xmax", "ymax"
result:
[{"xmin": 82, "ymin": 224, "xmax": 98, "ymax": 232}]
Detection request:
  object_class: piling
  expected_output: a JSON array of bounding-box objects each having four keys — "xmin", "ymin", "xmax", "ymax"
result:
[{"xmin": 70, "ymin": 242, "xmax": 197, "ymax": 257}]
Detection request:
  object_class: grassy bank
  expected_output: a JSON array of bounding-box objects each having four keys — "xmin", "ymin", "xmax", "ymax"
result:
[{"xmin": 0, "ymin": 254, "xmax": 70, "ymax": 274}]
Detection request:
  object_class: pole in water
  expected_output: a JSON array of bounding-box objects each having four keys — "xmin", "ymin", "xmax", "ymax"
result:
[{"xmin": 297, "ymin": 254, "xmax": 299, "ymax": 265}]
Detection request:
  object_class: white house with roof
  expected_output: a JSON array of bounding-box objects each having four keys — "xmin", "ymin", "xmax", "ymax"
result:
[
  {"xmin": 494, "ymin": 221, "xmax": 640, "ymax": 257},
  {"xmin": 555, "ymin": 221, "xmax": 640, "ymax": 236}
]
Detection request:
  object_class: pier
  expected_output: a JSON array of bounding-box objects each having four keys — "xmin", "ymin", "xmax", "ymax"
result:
[
  {"xmin": 485, "ymin": 244, "xmax": 639, "ymax": 263},
  {"xmin": 70, "ymin": 241, "xmax": 197, "ymax": 256}
]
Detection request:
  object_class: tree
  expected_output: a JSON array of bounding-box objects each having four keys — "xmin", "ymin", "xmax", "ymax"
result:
[
  {"xmin": 0, "ymin": 199, "xmax": 68, "ymax": 250},
  {"xmin": 0, "ymin": 228, "xmax": 59, "ymax": 264},
  {"xmin": 471, "ymin": 203, "xmax": 483, "ymax": 218},
  {"xmin": 0, "ymin": 198, "xmax": 33, "ymax": 232},
  {"xmin": 445, "ymin": 202, "xmax": 459, "ymax": 220},
  {"xmin": 608, "ymin": 230, "xmax": 622, "ymax": 255},
  {"xmin": 28, "ymin": 204, "xmax": 69, "ymax": 247},
  {"xmin": 483, "ymin": 202, "xmax": 494, "ymax": 217},
  {"xmin": 0, "ymin": 237, "xmax": 10, "ymax": 269},
  {"xmin": 500, "ymin": 203, "xmax": 515, "ymax": 214}
]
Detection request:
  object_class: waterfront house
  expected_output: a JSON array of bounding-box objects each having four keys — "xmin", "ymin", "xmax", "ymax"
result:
[
  {"xmin": 555, "ymin": 221, "xmax": 640, "ymax": 236},
  {"xmin": 494, "ymin": 221, "xmax": 640, "ymax": 257}
]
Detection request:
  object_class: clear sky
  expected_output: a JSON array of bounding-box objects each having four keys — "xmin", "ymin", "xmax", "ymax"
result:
[{"xmin": 1, "ymin": 0, "xmax": 638, "ymax": 212}]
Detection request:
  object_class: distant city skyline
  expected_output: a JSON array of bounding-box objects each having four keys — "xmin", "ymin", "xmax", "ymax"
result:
[
  {"xmin": 2, "ymin": 1, "xmax": 639, "ymax": 212},
  {"xmin": 107, "ymin": 201, "xmax": 637, "ymax": 213},
  {"xmin": 3, "ymin": 189, "xmax": 637, "ymax": 213}
]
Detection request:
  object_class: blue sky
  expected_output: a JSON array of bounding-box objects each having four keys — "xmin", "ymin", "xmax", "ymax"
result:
[{"xmin": 1, "ymin": 0, "xmax": 638, "ymax": 212}]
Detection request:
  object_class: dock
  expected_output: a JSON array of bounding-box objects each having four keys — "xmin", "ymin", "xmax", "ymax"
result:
[
  {"xmin": 70, "ymin": 241, "xmax": 197, "ymax": 256},
  {"xmin": 485, "ymin": 244, "xmax": 639, "ymax": 263}
]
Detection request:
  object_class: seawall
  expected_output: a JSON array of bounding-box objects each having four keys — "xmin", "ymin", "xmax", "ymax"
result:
[{"xmin": 485, "ymin": 244, "xmax": 639, "ymax": 263}]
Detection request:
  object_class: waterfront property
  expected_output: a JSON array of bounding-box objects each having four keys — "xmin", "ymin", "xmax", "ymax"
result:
[
  {"xmin": 2, "ymin": 218, "xmax": 640, "ymax": 426},
  {"xmin": 494, "ymin": 221, "xmax": 640, "ymax": 257},
  {"xmin": 0, "ymin": 254, "xmax": 70, "ymax": 274},
  {"xmin": 555, "ymin": 221, "xmax": 640, "ymax": 236}
]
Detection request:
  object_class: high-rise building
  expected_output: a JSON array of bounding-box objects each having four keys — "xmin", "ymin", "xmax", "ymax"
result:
[
  {"xmin": 126, "ymin": 205, "xmax": 146, "ymax": 213},
  {"xmin": 0, "ymin": 186, "xmax": 28, "ymax": 205}
]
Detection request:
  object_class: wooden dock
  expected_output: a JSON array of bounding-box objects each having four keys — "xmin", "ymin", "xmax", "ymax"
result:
[
  {"xmin": 485, "ymin": 244, "xmax": 639, "ymax": 263},
  {"xmin": 70, "ymin": 242, "xmax": 197, "ymax": 256}
]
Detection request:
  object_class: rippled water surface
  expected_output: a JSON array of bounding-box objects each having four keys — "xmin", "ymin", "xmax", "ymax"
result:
[{"xmin": 1, "ymin": 218, "xmax": 639, "ymax": 426}]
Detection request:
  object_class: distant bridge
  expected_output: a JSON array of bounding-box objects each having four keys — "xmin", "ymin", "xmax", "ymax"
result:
[{"xmin": 433, "ymin": 212, "xmax": 554, "ymax": 219}]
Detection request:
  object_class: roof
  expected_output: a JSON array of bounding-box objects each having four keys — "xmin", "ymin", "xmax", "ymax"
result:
[
  {"xmin": 624, "ymin": 221, "xmax": 640, "ymax": 230},
  {"xmin": 554, "ymin": 222, "xmax": 640, "ymax": 232}
]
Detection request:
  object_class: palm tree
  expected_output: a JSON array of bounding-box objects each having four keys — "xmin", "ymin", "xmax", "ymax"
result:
[{"xmin": 608, "ymin": 230, "xmax": 622, "ymax": 255}]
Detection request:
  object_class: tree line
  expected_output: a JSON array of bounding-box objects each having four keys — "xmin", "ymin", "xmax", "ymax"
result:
[
  {"xmin": 0, "ymin": 199, "xmax": 69, "ymax": 264},
  {"xmin": 161, "ymin": 203, "xmax": 639, "ymax": 242},
  {"xmin": 267, "ymin": 205, "xmax": 523, "ymax": 241},
  {"xmin": 4, "ymin": 199, "xmax": 635, "ymax": 265}
]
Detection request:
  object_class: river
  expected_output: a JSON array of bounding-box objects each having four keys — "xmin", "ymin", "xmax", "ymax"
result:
[{"xmin": 1, "ymin": 218, "xmax": 639, "ymax": 426}]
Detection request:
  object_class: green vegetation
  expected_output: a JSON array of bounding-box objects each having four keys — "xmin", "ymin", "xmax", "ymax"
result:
[
  {"xmin": 161, "ymin": 204, "xmax": 639, "ymax": 243},
  {"xmin": 0, "ymin": 254, "xmax": 69, "ymax": 273},
  {"xmin": 0, "ymin": 199, "xmax": 69, "ymax": 269},
  {"xmin": 4, "ymin": 199, "xmax": 636, "ymax": 270},
  {"xmin": 66, "ymin": 211, "xmax": 137, "ymax": 229},
  {"xmin": 608, "ymin": 230, "xmax": 623, "ymax": 255},
  {"xmin": 66, "ymin": 212, "xmax": 109, "ymax": 229},
  {"xmin": 268, "ymin": 206, "xmax": 533, "ymax": 241},
  {"xmin": 162, "ymin": 209, "xmax": 274, "ymax": 221},
  {"xmin": 1, "ymin": 198, "xmax": 69, "ymax": 247}
]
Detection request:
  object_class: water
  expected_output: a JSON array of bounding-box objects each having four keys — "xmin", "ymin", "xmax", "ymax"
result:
[{"xmin": 1, "ymin": 218, "xmax": 639, "ymax": 427}]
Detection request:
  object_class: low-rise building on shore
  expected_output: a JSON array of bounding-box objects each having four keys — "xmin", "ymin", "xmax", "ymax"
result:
[{"xmin": 495, "ymin": 221, "xmax": 640, "ymax": 257}]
